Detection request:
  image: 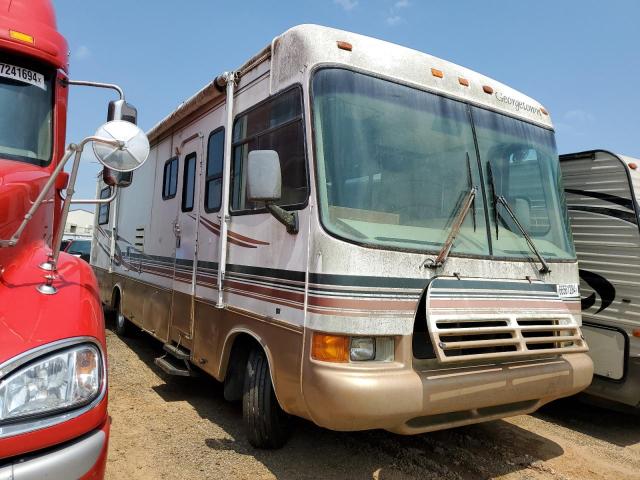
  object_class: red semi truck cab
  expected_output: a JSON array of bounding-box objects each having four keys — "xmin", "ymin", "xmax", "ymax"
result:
[{"xmin": 0, "ymin": 1, "xmax": 148, "ymax": 477}]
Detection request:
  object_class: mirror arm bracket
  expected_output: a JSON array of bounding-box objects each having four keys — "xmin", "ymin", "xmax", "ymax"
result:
[
  {"xmin": 70, "ymin": 186, "xmax": 118, "ymax": 205},
  {"xmin": 266, "ymin": 203, "xmax": 298, "ymax": 234},
  {"xmin": 65, "ymin": 79, "xmax": 125, "ymax": 100}
]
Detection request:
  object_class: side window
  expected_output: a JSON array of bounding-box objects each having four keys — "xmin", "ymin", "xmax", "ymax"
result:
[
  {"xmin": 162, "ymin": 156, "xmax": 179, "ymax": 200},
  {"xmin": 98, "ymin": 186, "xmax": 111, "ymax": 225},
  {"xmin": 182, "ymin": 152, "xmax": 196, "ymax": 212},
  {"xmin": 231, "ymin": 88, "xmax": 307, "ymax": 212},
  {"xmin": 204, "ymin": 128, "xmax": 224, "ymax": 212}
]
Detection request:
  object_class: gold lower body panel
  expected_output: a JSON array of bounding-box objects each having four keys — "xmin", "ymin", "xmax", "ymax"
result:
[{"xmin": 301, "ymin": 330, "xmax": 593, "ymax": 434}]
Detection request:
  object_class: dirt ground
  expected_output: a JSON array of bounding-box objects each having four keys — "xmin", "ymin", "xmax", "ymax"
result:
[{"xmin": 105, "ymin": 326, "xmax": 640, "ymax": 480}]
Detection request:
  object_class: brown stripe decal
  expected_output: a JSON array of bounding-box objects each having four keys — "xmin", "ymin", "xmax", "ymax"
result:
[
  {"xmin": 308, "ymin": 295, "xmax": 416, "ymax": 312},
  {"xmin": 191, "ymin": 215, "xmax": 270, "ymax": 248}
]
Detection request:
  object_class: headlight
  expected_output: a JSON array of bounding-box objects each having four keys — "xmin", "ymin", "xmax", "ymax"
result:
[
  {"xmin": 0, "ymin": 344, "xmax": 102, "ymax": 423},
  {"xmin": 350, "ymin": 337, "xmax": 376, "ymax": 361}
]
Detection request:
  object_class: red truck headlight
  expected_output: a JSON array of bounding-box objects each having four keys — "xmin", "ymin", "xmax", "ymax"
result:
[{"xmin": 0, "ymin": 344, "xmax": 102, "ymax": 423}]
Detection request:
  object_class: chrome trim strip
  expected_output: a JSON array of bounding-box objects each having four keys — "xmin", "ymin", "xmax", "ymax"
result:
[{"xmin": 0, "ymin": 337, "xmax": 107, "ymax": 439}]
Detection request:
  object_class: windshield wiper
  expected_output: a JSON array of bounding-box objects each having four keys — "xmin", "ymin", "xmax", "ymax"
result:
[
  {"xmin": 486, "ymin": 161, "xmax": 551, "ymax": 274},
  {"xmin": 425, "ymin": 153, "xmax": 476, "ymax": 269}
]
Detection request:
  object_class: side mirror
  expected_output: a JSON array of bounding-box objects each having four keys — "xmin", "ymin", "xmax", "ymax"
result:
[
  {"xmin": 104, "ymin": 100, "xmax": 139, "ymax": 187},
  {"xmin": 103, "ymin": 168, "xmax": 133, "ymax": 188},
  {"xmin": 93, "ymin": 120, "xmax": 150, "ymax": 172},
  {"xmin": 246, "ymin": 150, "xmax": 298, "ymax": 234},
  {"xmin": 247, "ymin": 150, "xmax": 282, "ymax": 202},
  {"xmin": 108, "ymin": 99, "xmax": 138, "ymax": 124}
]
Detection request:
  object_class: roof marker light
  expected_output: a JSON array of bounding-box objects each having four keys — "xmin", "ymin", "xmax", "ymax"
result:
[
  {"xmin": 633, "ymin": 328, "xmax": 640, "ymax": 338},
  {"xmin": 9, "ymin": 30, "xmax": 34, "ymax": 44},
  {"xmin": 431, "ymin": 68, "xmax": 444, "ymax": 79},
  {"xmin": 337, "ymin": 41, "xmax": 352, "ymax": 51},
  {"xmin": 482, "ymin": 85, "xmax": 494, "ymax": 94},
  {"xmin": 629, "ymin": 163, "xmax": 638, "ymax": 170},
  {"xmin": 540, "ymin": 107, "xmax": 549, "ymax": 116},
  {"xmin": 458, "ymin": 77, "xmax": 469, "ymax": 87}
]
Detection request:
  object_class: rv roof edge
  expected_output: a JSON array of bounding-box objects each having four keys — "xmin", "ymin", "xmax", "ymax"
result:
[
  {"xmin": 146, "ymin": 44, "xmax": 272, "ymax": 145},
  {"xmin": 559, "ymin": 149, "xmax": 621, "ymax": 162},
  {"xmin": 147, "ymin": 24, "xmax": 552, "ymax": 147}
]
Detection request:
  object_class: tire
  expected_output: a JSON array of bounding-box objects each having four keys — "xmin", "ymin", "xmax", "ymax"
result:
[
  {"xmin": 243, "ymin": 348, "xmax": 290, "ymax": 449},
  {"xmin": 114, "ymin": 300, "xmax": 131, "ymax": 337}
]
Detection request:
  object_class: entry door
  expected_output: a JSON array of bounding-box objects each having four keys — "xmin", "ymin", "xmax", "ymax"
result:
[{"xmin": 169, "ymin": 134, "xmax": 203, "ymax": 348}]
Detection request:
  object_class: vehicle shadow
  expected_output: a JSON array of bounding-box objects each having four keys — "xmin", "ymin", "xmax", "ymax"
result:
[
  {"xmin": 108, "ymin": 324, "xmax": 565, "ymax": 480},
  {"xmin": 533, "ymin": 396, "xmax": 640, "ymax": 448}
]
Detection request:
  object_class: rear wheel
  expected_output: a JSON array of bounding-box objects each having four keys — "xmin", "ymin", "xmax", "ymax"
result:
[
  {"xmin": 242, "ymin": 348, "xmax": 290, "ymax": 449},
  {"xmin": 114, "ymin": 297, "xmax": 131, "ymax": 336}
]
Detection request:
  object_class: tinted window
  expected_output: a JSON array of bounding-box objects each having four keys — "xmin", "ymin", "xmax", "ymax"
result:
[
  {"xmin": 163, "ymin": 157, "xmax": 178, "ymax": 199},
  {"xmin": 182, "ymin": 152, "xmax": 196, "ymax": 211},
  {"xmin": 67, "ymin": 240, "xmax": 91, "ymax": 255},
  {"xmin": 231, "ymin": 88, "xmax": 307, "ymax": 212},
  {"xmin": 205, "ymin": 129, "xmax": 224, "ymax": 212},
  {"xmin": 98, "ymin": 186, "xmax": 111, "ymax": 225}
]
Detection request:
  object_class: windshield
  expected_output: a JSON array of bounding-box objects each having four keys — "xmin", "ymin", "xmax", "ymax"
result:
[
  {"xmin": 472, "ymin": 106, "xmax": 574, "ymax": 260},
  {"xmin": 312, "ymin": 68, "xmax": 575, "ymax": 261},
  {"xmin": 0, "ymin": 54, "xmax": 54, "ymax": 166}
]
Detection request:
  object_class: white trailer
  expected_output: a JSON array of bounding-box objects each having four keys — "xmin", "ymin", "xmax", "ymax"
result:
[
  {"xmin": 92, "ymin": 25, "xmax": 592, "ymax": 448},
  {"xmin": 560, "ymin": 150, "xmax": 640, "ymax": 408}
]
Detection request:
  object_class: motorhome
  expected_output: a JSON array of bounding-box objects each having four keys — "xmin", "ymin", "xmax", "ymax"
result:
[
  {"xmin": 560, "ymin": 150, "xmax": 640, "ymax": 408},
  {"xmin": 92, "ymin": 24, "xmax": 593, "ymax": 448},
  {"xmin": 0, "ymin": 0, "xmax": 148, "ymax": 473}
]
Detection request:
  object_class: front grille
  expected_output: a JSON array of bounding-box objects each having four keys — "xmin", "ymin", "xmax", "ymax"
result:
[{"xmin": 427, "ymin": 314, "xmax": 587, "ymax": 363}]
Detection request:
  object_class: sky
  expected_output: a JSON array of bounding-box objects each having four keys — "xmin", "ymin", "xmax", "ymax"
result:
[{"xmin": 52, "ymin": 0, "xmax": 640, "ymax": 206}]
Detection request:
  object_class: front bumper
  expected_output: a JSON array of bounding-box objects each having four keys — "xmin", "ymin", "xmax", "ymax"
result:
[
  {"xmin": 302, "ymin": 351, "xmax": 593, "ymax": 434},
  {"xmin": 0, "ymin": 419, "xmax": 109, "ymax": 480}
]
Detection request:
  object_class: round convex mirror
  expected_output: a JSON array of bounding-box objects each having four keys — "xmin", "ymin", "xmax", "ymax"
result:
[{"xmin": 93, "ymin": 120, "xmax": 150, "ymax": 172}]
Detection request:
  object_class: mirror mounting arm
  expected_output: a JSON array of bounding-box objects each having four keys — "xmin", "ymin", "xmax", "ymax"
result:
[
  {"xmin": 266, "ymin": 203, "xmax": 298, "ymax": 234},
  {"xmin": 70, "ymin": 186, "xmax": 118, "ymax": 205},
  {"xmin": 64, "ymin": 79, "xmax": 125, "ymax": 100}
]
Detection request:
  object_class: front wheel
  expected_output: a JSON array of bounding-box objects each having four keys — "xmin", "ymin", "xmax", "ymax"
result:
[{"xmin": 242, "ymin": 348, "xmax": 290, "ymax": 449}]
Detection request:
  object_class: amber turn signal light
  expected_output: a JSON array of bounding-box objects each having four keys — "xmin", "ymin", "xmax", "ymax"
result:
[
  {"xmin": 312, "ymin": 333, "xmax": 350, "ymax": 362},
  {"xmin": 9, "ymin": 30, "xmax": 34, "ymax": 44}
]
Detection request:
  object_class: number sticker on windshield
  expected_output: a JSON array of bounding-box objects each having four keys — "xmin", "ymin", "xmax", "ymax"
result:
[
  {"xmin": 557, "ymin": 283, "xmax": 579, "ymax": 298},
  {"xmin": 0, "ymin": 62, "xmax": 46, "ymax": 90}
]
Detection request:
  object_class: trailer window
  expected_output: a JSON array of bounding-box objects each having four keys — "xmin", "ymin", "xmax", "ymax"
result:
[
  {"xmin": 98, "ymin": 186, "xmax": 111, "ymax": 225},
  {"xmin": 182, "ymin": 152, "xmax": 196, "ymax": 212},
  {"xmin": 162, "ymin": 157, "xmax": 178, "ymax": 200},
  {"xmin": 231, "ymin": 88, "xmax": 307, "ymax": 212},
  {"xmin": 205, "ymin": 128, "xmax": 224, "ymax": 212}
]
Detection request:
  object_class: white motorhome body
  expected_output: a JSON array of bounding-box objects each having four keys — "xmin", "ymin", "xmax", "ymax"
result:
[
  {"xmin": 560, "ymin": 150, "xmax": 640, "ymax": 408},
  {"xmin": 92, "ymin": 25, "xmax": 592, "ymax": 447}
]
